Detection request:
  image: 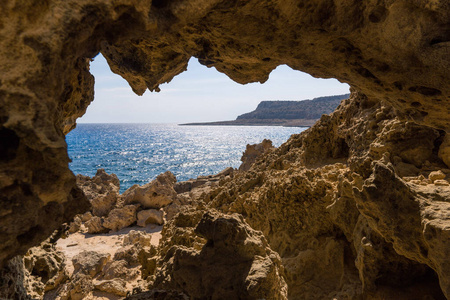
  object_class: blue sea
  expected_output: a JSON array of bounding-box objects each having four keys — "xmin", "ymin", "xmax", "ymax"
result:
[{"xmin": 66, "ymin": 124, "xmax": 306, "ymax": 192}]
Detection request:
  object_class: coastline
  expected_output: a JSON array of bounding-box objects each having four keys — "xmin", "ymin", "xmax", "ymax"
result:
[{"xmin": 179, "ymin": 119, "xmax": 317, "ymax": 127}]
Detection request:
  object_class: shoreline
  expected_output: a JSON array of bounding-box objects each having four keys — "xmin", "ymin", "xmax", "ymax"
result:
[{"xmin": 179, "ymin": 119, "xmax": 317, "ymax": 127}]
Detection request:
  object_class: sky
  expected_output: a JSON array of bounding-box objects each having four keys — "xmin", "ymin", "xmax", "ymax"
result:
[{"xmin": 79, "ymin": 54, "xmax": 350, "ymax": 123}]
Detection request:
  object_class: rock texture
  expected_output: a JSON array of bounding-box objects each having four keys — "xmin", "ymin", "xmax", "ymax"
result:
[
  {"xmin": 77, "ymin": 169, "xmax": 120, "ymax": 217},
  {"xmin": 123, "ymin": 171, "xmax": 177, "ymax": 209},
  {"xmin": 198, "ymin": 90, "xmax": 450, "ymax": 299},
  {"xmin": 1, "ymin": 0, "xmax": 450, "ymax": 299},
  {"xmin": 152, "ymin": 210, "xmax": 288, "ymax": 299},
  {"xmin": 239, "ymin": 139, "xmax": 275, "ymax": 171}
]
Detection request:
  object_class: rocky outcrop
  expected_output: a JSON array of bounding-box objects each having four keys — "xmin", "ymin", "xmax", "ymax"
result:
[
  {"xmin": 123, "ymin": 171, "xmax": 177, "ymax": 209},
  {"xmin": 239, "ymin": 139, "xmax": 275, "ymax": 171},
  {"xmin": 76, "ymin": 170, "xmax": 180, "ymax": 233},
  {"xmin": 1, "ymin": 0, "xmax": 450, "ymax": 299},
  {"xmin": 173, "ymin": 167, "xmax": 234, "ymax": 194},
  {"xmin": 1, "ymin": 0, "xmax": 449, "ymax": 269},
  {"xmin": 197, "ymin": 90, "xmax": 449, "ymax": 299},
  {"xmin": 137, "ymin": 209, "xmax": 165, "ymax": 227},
  {"xmin": 22, "ymin": 243, "xmax": 68, "ymax": 297},
  {"xmin": 182, "ymin": 94, "xmax": 350, "ymax": 126},
  {"xmin": 0, "ymin": 242, "xmax": 69, "ymax": 300},
  {"xmin": 72, "ymin": 251, "xmax": 111, "ymax": 277},
  {"xmin": 77, "ymin": 169, "xmax": 120, "ymax": 217},
  {"xmin": 103, "ymin": 205, "xmax": 139, "ymax": 232},
  {"xmin": 152, "ymin": 210, "xmax": 288, "ymax": 299}
]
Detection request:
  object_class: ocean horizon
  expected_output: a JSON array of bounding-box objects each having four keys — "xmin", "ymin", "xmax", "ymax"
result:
[{"xmin": 67, "ymin": 123, "xmax": 306, "ymax": 192}]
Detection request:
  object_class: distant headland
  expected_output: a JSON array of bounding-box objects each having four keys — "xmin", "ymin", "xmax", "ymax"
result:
[{"xmin": 180, "ymin": 94, "xmax": 350, "ymax": 127}]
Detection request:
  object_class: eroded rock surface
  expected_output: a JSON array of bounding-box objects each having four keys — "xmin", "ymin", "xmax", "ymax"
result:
[
  {"xmin": 197, "ymin": 91, "xmax": 449, "ymax": 299},
  {"xmin": 1, "ymin": 0, "xmax": 449, "ymax": 268},
  {"xmin": 77, "ymin": 169, "xmax": 120, "ymax": 217},
  {"xmin": 153, "ymin": 210, "xmax": 288, "ymax": 299},
  {"xmin": 239, "ymin": 139, "xmax": 275, "ymax": 171},
  {"xmin": 1, "ymin": 0, "xmax": 450, "ymax": 299}
]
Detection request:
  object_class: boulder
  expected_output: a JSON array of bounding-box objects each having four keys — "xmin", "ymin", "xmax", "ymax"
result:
[
  {"xmin": 23, "ymin": 243, "xmax": 68, "ymax": 293},
  {"xmin": 103, "ymin": 205, "xmax": 138, "ymax": 232},
  {"xmin": 122, "ymin": 230, "xmax": 152, "ymax": 248},
  {"xmin": 94, "ymin": 278, "xmax": 128, "ymax": 296},
  {"xmin": 85, "ymin": 216, "xmax": 107, "ymax": 234},
  {"xmin": 68, "ymin": 216, "xmax": 82, "ymax": 234},
  {"xmin": 76, "ymin": 169, "xmax": 120, "ymax": 217},
  {"xmin": 66, "ymin": 273, "xmax": 94, "ymax": 300},
  {"xmin": 137, "ymin": 209, "xmax": 164, "ymax": 226},
  {"xmin": 81, "ymin": 212, "xmax": 93, "ymax": 222},
  {"xmin": 153, "ymin": 210, "xmax": 288, "ymax": 299},
  {"xmin": 113, "ymin": 246, "xmax": 140, "ymax": 265},
  {"xmin": 122, "ymin": 171, "xmax": 177, "ymax": 209},
  {"xmin": 429, "ymin": 170, "xmax": 446, "ymax": 182},
  {"xmin": 72, "ymin": 251, "xmax": 110, "ymax": 277},
  {"xmin": 102, "ymin": 260, "xmax": 138, "ymax": 281}
]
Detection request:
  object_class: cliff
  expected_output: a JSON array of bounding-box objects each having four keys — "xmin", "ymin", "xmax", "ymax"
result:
[
  {"xmin": 183, "ymin": 94, "xmax": 350, "ymax": 127},
  {"xmin": 237, "ymin": 94, "xmax": 349, "ymax": 120},
  {"xmin": 0, "ymin": 0, "xmax": 449, "ymax": 299}
]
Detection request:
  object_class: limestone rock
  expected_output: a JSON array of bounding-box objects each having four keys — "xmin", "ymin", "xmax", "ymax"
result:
[
  {"xmin": 0, "ymin": 257, "xmax": 30, "ymax": 300},
  {"xmin": 23, "ymin": 243, "xmax": 68, "ymax": 294},
  {"xmin": 123, "ymin": 172, "xmax": 177, "ymax": 209},
  {"xmin": 174, "ymin": 167, "xmax": 234, "ymax": 193},
  {"xmin": 434, "ymin": 179, "xmax": 449, "ymax": 186},
  {"xmin": 103, "ymin": 205, "xmax": 138, "ymax": 232},
  {"xmin": 239, "ymin": 139, "xmax": 274, "ymax": 172},
  {"xmin": 122, "ymin": 230, "xmax": 152, "ymax": 248},
  {"xmin": 429, "ymin": 170, "xmax": 446, "ymax": 182},
  {"xmin": 137, "ymin": 209, "xmax": 164, "ymax": 226},
  {"xmin": 72, "ymin": 251, "xmax": 110, "ymax": 277},
  {"xmin": 1, "ymin": 0, "xmax": 450, "ymax": 271},
  {"xmin": 94, "ymin": 278, "xmax": 128, "ymax": 296},
  {"xmin": 153, "ymin": 210, "xmax": 288, "ymax": 299},
  {"xmin": 353, "ymin": 162, "xmax": 450, "ymax": 298},
  {"xmin": 64, "ymin": 273, "xmax": 94, "ymax": 300},
  {"xmin": 113, "ymin": 245, "xmax": 140, "ymax": 265},
  {"xmin": 102, "ymin": 260, "xmax": 138, "ymax": 281},
  {"xmin": 85, "ymin": 216, "xmax": 107, "ymax": 234},
  {"xmin": 68, "ymin": 216, "xmax": 82, "ymax": 234},
  {"xmin": 138, "ymin": 246, "xmax": 158, "ymax": 280},
  {"xmin": 77, "ymin": 169, "xmax": 120, "ymax": 217},
  {"xmin": 199, "ymin": 91, "xmax": 448, "ymax": 299},
  {"xmin": 81, "ymin": 211, "xmax": 93, "ymax": 222},
  {"xmin": 1, "ymin": 1, "xmax": 450, "ymax": 299}
]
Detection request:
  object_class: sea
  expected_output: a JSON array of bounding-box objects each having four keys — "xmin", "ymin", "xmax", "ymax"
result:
[{"xmin": 66, "ymin": 123, "xmax": 306, "ymax": 193}]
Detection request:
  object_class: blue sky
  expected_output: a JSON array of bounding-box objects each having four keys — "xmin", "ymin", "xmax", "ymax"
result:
[{"xmin": 79, "ymin": 54, "xmax": 350, "ymax": 123}]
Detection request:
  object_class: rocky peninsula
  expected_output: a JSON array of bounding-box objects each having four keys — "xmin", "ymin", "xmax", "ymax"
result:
[
  {"xmin": 181, "ymin": 94, "xmax": 350, "ymax": 127},
  {"xmin": 0, "ymin": 0, "xmax": 449, "ymax": 299}
]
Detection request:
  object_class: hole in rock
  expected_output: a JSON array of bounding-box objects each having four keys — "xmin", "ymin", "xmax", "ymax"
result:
[
  {"xmin": 0, "ymin": 127, "xmax": 20, "ymax": 162},
  {"xmin": 67, "ymin": 54, "xmax": 349, "ymax": 192}
]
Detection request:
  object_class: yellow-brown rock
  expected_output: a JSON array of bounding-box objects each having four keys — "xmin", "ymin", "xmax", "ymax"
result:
[
  {"xmin": 152, "ymin": 210, "xmax": 288, "ymax": 299},
  {"xmin": 0, "ymin": 0, "xmax": 450, "ymax": 299},
  {"xmin": 197, "ymin": 91, "xmax": 449, "ymax": 299}
]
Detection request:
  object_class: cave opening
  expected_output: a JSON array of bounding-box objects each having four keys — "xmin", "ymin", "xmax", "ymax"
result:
[
  {"xmin": 0, "ymin": 2, "xmax": 449, "ymax": 299},
  {"xmin": 67, "ymin": 54, "xmax": 350, "ymax": 192}
]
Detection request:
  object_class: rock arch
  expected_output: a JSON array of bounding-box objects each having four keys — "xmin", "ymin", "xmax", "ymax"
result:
[{"xmin": 0, "ymin": 0, "xmax": 449, "ymax": 297}]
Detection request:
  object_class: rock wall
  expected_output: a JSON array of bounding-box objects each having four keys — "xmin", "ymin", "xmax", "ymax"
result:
[
  {"xmin": 0, "ymin": 0, "xmax": 449, "ymax": 299},
  {"xmin": 202, "ymin": 90, "xmax": 449, "ymax": 299}
]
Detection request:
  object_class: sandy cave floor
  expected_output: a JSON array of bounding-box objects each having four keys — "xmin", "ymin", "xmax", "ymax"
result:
[
  {"xmin": 47, "ymin": 224, "xmax": 163, "ymax": 299},
  {"xmin": 56, "ymin": 224, "xmax": 163, "ymax": 276}
]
